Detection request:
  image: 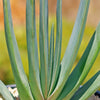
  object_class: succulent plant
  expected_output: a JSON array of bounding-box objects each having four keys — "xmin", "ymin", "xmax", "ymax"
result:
[{"xmin": 0, "ymin": 0, "xmax": 100, "ymax": 100}]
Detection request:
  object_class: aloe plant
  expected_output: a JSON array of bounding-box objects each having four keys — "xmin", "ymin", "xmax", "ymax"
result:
[{"xmin": 1, "ymin": 0, "xmax": 100, "ymax": 100}]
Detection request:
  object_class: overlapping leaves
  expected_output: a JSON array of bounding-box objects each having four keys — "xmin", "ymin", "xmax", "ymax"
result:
[{"xmin": 1, "ymin": 0, "xmax": 100, "ymax": 100}]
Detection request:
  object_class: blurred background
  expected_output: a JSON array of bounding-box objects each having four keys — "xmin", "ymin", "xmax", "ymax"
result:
[{"xmin": 0, "ymin": 0, "xmax": 100, "ymax": 85}]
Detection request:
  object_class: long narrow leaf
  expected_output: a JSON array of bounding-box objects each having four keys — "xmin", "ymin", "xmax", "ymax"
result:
[
  {"xmin": 71, "ymin": 71, "xmax": 100, "ymax": 100},
  {"xmin": 77, "ymin": 23, "xmax": 100, "ymax": 85},
  {"xmin": 3, "ymin": 0, "xmax": 33, "ymax": 100},
  {"xmin": 49, "ymin": 0, "xmax": 62, "ymax": 95},
  {"xmin": 48, "ymin": 0, "xmax": 90, "ymax": 100},
  {"xmin": 0, "ymin": 81, "xmax": 14, "ymax": 100},
  {"xmin": 48, "ymin": 24, "xmax": 54, "ymax": 93},
  {"xmin": 57, "ymin": 31, "xmax": 95, "ymax": 100},
  {"xmin": 39, "ymin": 0, "xmax": 48, "ymax": 98},
  {"xmin": 26, "ymin": 0, "xmax": 43, "ymax": 99},
  {"xmin": 63, "ymin": 23, "xmax": 100, "ymax": 100}
]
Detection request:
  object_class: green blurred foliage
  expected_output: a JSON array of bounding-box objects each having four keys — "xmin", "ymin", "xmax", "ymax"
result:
[{"xmin": 0, "ymin": 17, "xmax": 100, "ymax": 85}]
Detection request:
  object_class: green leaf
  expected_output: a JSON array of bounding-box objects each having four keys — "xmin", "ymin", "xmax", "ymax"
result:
[
  {"xmin": 62, "ymin": 23, "xmax": 100, "ymax": 100},
  {"xmin": 39, "ymin": 0, "xmax": 48, "ymax": 99},
  {"xmin": 48, "ymin": 24, "xmax": 54, "ymax": 93},
  {"xmin": 0, "ymin": 81, "xmax": 14, "ymax": 100},
  {"xmin": 77, "ymin": 23, "xmax": 100, "ymax": 84},
  {"xmin": 48, "ymin": 0, "xmax": 90, "ymax": 100},
  {"xmin": 71, "ymin": 71, "xmax": 100, "ymax": 100},
  {"xmin": 26, "ymin": 0, "xmax": 43, "ymax": 99},
  {"xmin": 49, "ymin": 0, "xmax": 62, "ymax": 95},
  {"xmin": 57, "ymin": 31, "xmax": 95, "ymax": 100},
  {"xmin": 3, "ymin": 0, "xmax": 33, "ymax": 100}
]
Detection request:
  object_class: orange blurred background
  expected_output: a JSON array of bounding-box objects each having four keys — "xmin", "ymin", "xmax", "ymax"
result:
[{"xmin": 0, "ymin": 0, "xmax": 100, "ymax": 30}]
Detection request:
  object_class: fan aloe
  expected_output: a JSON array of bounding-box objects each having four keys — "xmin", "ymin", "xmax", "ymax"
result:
[{"xmin": 1, "ymin": 0, "xmax": 100, "ymax": 100}]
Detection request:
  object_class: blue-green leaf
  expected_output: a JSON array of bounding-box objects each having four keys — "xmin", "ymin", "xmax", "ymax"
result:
[
  {"xmin": 0, "ymin": 81, "xmax": 14, "ymax": 100},
  {"xmin": 48, "ymin": 0, "xmax": 90, "ymax": 99},
  {"xmin": 39, "ymin": 0, "xmax": 48, "ymax": 98},
  {"xmin": 49, "ymin": 0, "xmax": 62, "ymax": 95},
  {"xmin": 62, "ymin": 23, "xmax": 100, "ymax": 100},
  {"xmin": 77, "ymin": 23, "xmax": 100, "ymax": 84},
  {"xmin": 71, "ymin": 71, "xmax": 100, "ymax": 100},
  {"xmin": 26, "ymin": 0, "xmax": 43, "ymax": 99},
  {"xmin": 48, "ymin": 24, "xmax": 54, "ymax": 93},
  {"xmin": 57, "ymin": 31, "xmax": 95, "ymax": 100},
  {"xmin": 3, "ymin": 0, "xmax": 33, "ymax": 100}
]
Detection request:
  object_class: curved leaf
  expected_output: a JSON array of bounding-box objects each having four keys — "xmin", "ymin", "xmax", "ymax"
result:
[
  {"xmin": 71, "ymin": 71, "xmax": 100, "ymax": 100},
  {"xmin": 57, "ymin": 31, "xmax": 95, "ymax": 100},
  {"xmin": 77, "ymin": 23, "xmax": 100, "ymax": 85},
  {"xmin": 48, "ymin": 24, "xmax": 54, "ymax": 93},
  {"xmin": 48, "ymin": 0, "xmax": 90, "ymax": 99},
  {"xmin": 3, "ymin": 0, "xmax": 33, "ymax": 100},
  {"xmin": 49, "ymin": 0, "xmax": 62, "ymax": 95},
  {"xmin": 63, "ymin": 23, "xmax": 100, "ymax": 100},
  {"xmin": 39, "ymin": 0, "xmax": 48, "ymax": 98},
  {"xmin": 26, "ymin": 0, "xmax": 43, "ymax": 99},
  {"xmin": 0, "ymin": 80, "xmax": 14, "ymax": 100}
]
